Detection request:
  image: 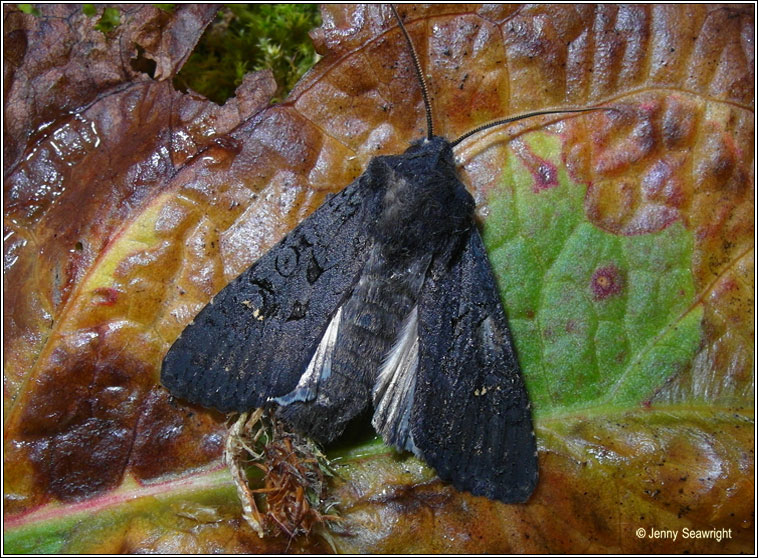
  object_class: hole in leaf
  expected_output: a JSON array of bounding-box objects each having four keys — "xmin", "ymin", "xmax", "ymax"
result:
[{"xmin": 130, "ymin": 46, "xmax": 157, "ymax": 78}]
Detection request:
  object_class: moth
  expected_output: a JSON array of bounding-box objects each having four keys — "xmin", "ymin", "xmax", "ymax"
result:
[{"xmin": 162, "ymin": 6, "xmax": 596, "ymax": 504}]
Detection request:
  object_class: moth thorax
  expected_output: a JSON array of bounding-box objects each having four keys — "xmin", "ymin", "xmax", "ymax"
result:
[{"xmin": 373, "ymin": 165, "xmax": 469, "ymax": 263}]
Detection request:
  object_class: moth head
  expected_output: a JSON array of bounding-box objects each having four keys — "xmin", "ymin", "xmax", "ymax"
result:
[{"xmin": 392, "ymin": 136, "xmax": 457, "ymax": 184}]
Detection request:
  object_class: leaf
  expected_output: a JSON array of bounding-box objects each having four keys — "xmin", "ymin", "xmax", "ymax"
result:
[
  {"xmin": 3, "ymin": 3, "xmax": 218, "ymax": 166},
  {"xmin": 483, "ymin": 132, "xmax": 702, "ymax": 412},
  {"xmin": 4, "ymin": 4, "xmax": 753, "ymax": 554},
  {"xmin": 331, "ymin": 408, "xmax": 753, "ymax": 553}
]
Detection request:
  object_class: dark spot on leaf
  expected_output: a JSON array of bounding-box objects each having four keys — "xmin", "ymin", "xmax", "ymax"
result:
[
  {"xmin": 512, "ymin": 139, "xmax": 559, "ymax": 192},
  {"xmin": 92, "ymin": 286, "xmax": 120, "ymax": 306},
  {"xmin": 130, "ymin": 388, "xmax": 225, "ymax": 480},
  {"xmin": 591, "ymin": 265, "xmax": 625, "ymax": 300},
  {"xmin": 45, "ymin": 417, "xmax": 133, "ymax": 501},
  {"xmin": 19, "ymin": 332, "xmax": 153, "ymax": 501}
]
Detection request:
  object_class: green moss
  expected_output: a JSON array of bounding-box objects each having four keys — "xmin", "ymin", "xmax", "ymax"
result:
[
  {"xmin": 17, "ymin": 4, "xmax": 41, "ymax": 16},
  {"xmin": 81, "ymin": 5, "xmax": 122, "ymax": 34},
  {"xmin": 175, "ymin": 4, "xmax": 322, "ymax": 105},
  {"xmin": 95, "ymin": 7, "xmax": 121, "ymax": 33}
]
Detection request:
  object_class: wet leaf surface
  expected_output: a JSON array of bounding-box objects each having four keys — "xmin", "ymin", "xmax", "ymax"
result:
[
  {"xmin": 4, "ymin": 4, "xmax": 753, "ymax": 554},
  {"xmin": 3, "ymin": 4, "xmax": 219, "ymax": 166},
  {"xmin": 331, "ymin": 408, "xmax": 753, "ymax": 553}
]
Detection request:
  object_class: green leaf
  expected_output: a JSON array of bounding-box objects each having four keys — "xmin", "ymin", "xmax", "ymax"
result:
[
  {"xmin": 2, "ymin": 470, "xmax": 267, "ymax": 553},
  {"xmin": 482, "ymin": 132, "xmax": 702, "ymax": 416}
]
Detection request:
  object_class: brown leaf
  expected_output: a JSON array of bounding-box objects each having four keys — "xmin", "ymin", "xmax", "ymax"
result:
[
  {"xmin": 3, "ymin": 4, "xmax": 218, "ymax": 166},
  {"xmin": 4, "ymin": 4, "xmax": 753, "ymax": 554},
  {"xmin": 331, "ymin": 408, "xmax": 753, "ymax": 553}
]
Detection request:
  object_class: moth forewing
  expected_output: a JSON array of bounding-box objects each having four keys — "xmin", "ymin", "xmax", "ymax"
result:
[{"xmin": 273, "ymin": 306, "xmax": 343, "ymax": 406}]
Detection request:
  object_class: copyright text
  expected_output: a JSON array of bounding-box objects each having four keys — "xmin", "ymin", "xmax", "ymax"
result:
[{"xmin": 635, "ymin": 527, "xmax": 733, "ymax": 542}]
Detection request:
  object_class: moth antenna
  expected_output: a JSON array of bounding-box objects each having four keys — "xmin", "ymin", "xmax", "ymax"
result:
[
  {"xmin": 450, "ymin": 107, "xmax": 618, "ymax": 148},
  {"xmin": 391, "ymin": 5, "xmax": 434, "ymax": 140}
]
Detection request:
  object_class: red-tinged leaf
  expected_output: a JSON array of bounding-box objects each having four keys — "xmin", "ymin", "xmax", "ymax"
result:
[{"xmin": 4, "ymin": 4, "xmax": 753, "ymax": 554}]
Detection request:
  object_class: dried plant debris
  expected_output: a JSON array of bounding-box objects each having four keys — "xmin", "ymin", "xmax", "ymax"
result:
[{"xmin": 224, "ymin": 409, "xmax": 339, "ymax": 540}]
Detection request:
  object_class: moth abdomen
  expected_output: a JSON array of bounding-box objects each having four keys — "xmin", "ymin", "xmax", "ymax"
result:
[{"xmin": 274, "ymin": 240, "xmax": 429, "ymax": 443}]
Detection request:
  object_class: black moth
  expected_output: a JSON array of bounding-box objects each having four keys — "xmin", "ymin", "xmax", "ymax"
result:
[{"xmin": 162, "ymin": 6, "xmax": 546, "ymax": 504}]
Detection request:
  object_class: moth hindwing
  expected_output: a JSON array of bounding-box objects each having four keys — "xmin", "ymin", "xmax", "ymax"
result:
[{"xmin": 161, "ymin": 6, "xmax": 538, "ymax": 505}]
